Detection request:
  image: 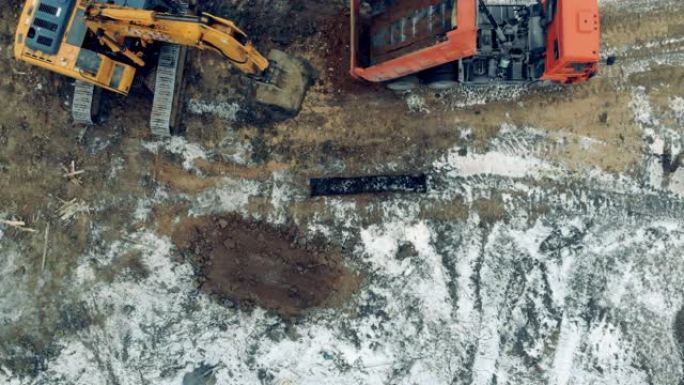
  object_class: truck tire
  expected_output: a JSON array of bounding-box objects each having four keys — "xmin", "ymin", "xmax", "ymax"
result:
[
  {"xmin": 385, "ymin": 75, "xmax": 419, "ymax": 91},
  {"xmin": 427, "ymin": 76, "xmax": 459, "ymax": 90},
  {"xmin": 424, "ymin": 64, "xmax": 459, "ymax": 90}
]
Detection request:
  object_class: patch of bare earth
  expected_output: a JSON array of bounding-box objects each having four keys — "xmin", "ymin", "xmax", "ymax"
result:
[{"xmin": 169, "ymin": 215, "xmax": 361, "ymax": 317}]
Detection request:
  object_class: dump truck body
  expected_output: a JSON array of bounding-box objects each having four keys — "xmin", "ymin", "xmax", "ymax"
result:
[{"xmin": 350, "ymin": 0, "xmax": 600, "ymax": 87}]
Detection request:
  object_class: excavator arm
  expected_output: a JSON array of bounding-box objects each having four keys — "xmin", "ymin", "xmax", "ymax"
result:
[
  {"xmin": 82, "ymin": 2, "xmax": 270, "ymax": 76},
  {"xmin": 80, "ymin": 1, "xmax": 309, "ymax": 113}
]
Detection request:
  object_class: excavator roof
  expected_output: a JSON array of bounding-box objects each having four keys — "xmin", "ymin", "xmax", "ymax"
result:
[
  {"xmin": 101, "ymin": 0, "xmax": 151, "ymax": 7},
  {"xmin": 24, "ymin": 0, "xmax": 154, "ymax": 55},
  {"xmin": 25, "ymin": 0, "xmax": 75, "ymax": 55}
]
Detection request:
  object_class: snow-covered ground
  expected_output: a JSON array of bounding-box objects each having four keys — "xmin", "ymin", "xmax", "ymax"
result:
[
  {"xmin": 2, "ymin": 0, "xmax": 684, "ymax": 384},
  {"xmin": 4, "ymin": 98, "xmax": 684, "ymax": 384}
]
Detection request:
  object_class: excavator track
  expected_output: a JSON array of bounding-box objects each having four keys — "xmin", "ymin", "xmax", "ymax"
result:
[
  {"xmin": 150, "ymin": 0, "xmax": 189, "ymax": 136},
  {"xmin": 150, "ymin": 44, "xmax": 185, "ymax": 135},
  {"xmin": 71, "ymin": 80, "xmax": 99, "ymax": 125}
]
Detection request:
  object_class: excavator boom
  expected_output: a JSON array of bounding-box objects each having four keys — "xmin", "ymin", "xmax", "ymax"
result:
[{"xmin": 82, "ymin": 3, "xmax": 270, "ymax": 76}]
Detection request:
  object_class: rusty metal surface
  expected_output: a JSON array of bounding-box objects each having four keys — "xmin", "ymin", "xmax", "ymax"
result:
[{"xmin": 369, "ymin": 0, "xmax": 455, "ymax": 64}]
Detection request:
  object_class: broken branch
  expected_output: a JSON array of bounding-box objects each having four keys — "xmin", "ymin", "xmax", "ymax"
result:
[
  {"xmin": 42, "ymin": 223, "xmax": 50, "ymax": 271},
  {"xmin": 0, "ymin": 218, "xmax": 38, "ymax": 233},
  {"xmin": 62, "ymin": 160, "xmax": 85, "ymax": 184}
]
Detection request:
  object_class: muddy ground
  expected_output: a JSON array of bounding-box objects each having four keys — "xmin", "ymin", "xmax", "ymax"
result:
[
  {"xmin": 0, "ymin": 0, "xmax": 683, "ymax": 384},
  {"xmin": 168, "ymin": 214, "xmax": 359, "ymax": 317}
]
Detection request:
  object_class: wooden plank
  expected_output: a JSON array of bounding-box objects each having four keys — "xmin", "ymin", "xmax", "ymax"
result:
[{"xmin": 310, "ymin": 174, "xmax": 427, "ymax": 197}]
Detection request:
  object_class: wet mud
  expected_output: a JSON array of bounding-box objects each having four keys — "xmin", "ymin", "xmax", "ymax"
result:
[{"xmin": 171, "ymin": 215, "xmax": 360, "ymax": 317}]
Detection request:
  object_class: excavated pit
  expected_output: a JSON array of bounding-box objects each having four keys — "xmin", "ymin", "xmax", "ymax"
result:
[{"xmin": 171, "ymin": 215, "xmax": 360, "ymax": 317}]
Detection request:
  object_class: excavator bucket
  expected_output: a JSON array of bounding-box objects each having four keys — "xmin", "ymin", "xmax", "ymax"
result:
[{"xmin": 255, "ymin": 50, "xmax": 310, "ymax": 114}]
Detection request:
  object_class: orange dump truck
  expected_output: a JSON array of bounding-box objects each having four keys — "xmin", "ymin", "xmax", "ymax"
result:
[{"xmin": 350, "ymin": 0, "xmax": 600, "ymax": 90}]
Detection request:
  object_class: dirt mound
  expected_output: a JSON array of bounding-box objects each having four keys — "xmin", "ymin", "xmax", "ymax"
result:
[{"xmin": 171, "ymin": 215, "xmax": 360, "ymax": 317}]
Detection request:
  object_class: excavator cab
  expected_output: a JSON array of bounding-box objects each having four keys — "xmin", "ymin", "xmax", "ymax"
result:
[
  {"xmin": 540, "ymin": 0, "xmax": 600, "ymax": 83},
  {"xmin": 15, "ymin": 0, "xmax": 138, "ymax": 94}
]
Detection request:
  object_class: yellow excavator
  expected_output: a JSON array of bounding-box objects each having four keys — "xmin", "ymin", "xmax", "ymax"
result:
[{"xmin": 14, "ymin": 0, "xmax": 309, "ymax": 133}]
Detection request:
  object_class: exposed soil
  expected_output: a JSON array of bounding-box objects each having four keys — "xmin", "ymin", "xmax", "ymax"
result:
[
  {"xmin": 170, "ymin": 214, "xmax": 360, "ymax": 317},
  {"xmin": 317, "ymin": 10, "xmax": 385, "ymax": 95}
]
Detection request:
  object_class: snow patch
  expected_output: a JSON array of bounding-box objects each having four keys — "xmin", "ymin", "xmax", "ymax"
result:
[
  {"xmin": 269, "ymin": 170, "xmax": 296, "ymax": 224},
  {"xmin": 435, "ymin": 146, "xmax": 557, "ymax": 179},
  {"xmin": 551, "ymin": 317, "xmax": 581, "ymax": 385},
  {"xmin": 360, "ymin": 220, "xmax": 452, "ymax": 323},
  {"xmin": 187, "ymin": 99, "xmax": 241, "ymax": 121},
  {"xmin": 621, "ymin": 52, "xmax": 684, "ymax": 78},
  {"xmin": 629, "ymin": 87, "xmax": 684, "ymax": 196},
  {"xmin": 671, "ymin": 96, "xmax": 684, "ymax": 121},
  {"xmin": 190, "ymin": 177, "xmax": 261, "ymax": 215},
  {"xmin": 218, "ymin": 135, "xmax": 252, "ymax": 166},
  {"xmin": 107, "ymin": 157, "xmax": 125, "ymax": 180},
  {"xmin": 0, "ymin": 249, "xmax": 33, "ymax": 326},
  {"xmin": 43, "ymin": 340, "xmax": 104, "ymax": 384},
  {"xmin": 143, "ymin": 136, "xmax": 208, "ymax": 171},
  {"xmin": 630, "ymin": 87, "xmax": 659, "ymax": 126}
]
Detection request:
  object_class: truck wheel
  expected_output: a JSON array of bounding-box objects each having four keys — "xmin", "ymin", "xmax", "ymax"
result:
[
  {"xmin": 427, "ymin": 78, "xmax": 459, "ymax": 90},
  {"xmin": 423, "ymin": 64, "xmax": 458, "ymax": 90},
  {"xmin": 425, "ymin": 71, "xmax": 458, "ymax": 89},
  {"xmin": 386, "ymin": 75, "xmax": 419, "ymax": 91}
]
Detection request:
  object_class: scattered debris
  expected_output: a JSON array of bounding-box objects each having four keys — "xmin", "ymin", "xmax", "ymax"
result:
[
  {"xmin": 405, "ymin": 94, "xmax": 431, "ymax": 114},
  {"xmin": 61, "ymin": 160, "xmax": 85, "ymax": 185},
  {"xmin": 57, "ymin": 198, "xmax": 90, "ymax": 222},
  {"xmin": 41, "ymin": 223, "xmax": 50, "ymax": 271},
  {"xmin": 0, "ymin": 218, "xmax": 37, "ymax": 233}
]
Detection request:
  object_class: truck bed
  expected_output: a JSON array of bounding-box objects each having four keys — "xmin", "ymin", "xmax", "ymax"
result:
[{"xmin": 367, "ymin": 0, "xmax": 455, "ymax": 65}]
